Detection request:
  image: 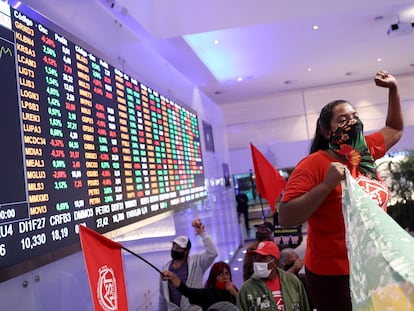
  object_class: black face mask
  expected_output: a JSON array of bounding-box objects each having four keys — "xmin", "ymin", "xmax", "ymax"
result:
[
  {"xmin": 171, "ymin": 250, "xmax": 185, "ymax": 260},
  {"xmin": 284, "ymin": 263, "xmax": 295, "ymax": 272},
  {"xmin": 328, "ymin": 117, "xmax": 376, "ymax": 178},
  {"xmin": 256, "ymin": 232, "xmax": 268, "ymax": 242}
]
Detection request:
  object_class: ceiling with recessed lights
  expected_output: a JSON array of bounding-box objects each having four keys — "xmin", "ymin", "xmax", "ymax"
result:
[
  {"xmin": 13, "ymin": 0, "xmax": 414, "ymax": 151},
  {"xmin": 16, "ymin": 0, "xmax": 414, "ymax": 103}
]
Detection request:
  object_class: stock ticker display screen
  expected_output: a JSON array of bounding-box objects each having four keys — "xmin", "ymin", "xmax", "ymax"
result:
[{"xmin": 0, "ymin": 3, "xmax": 206, "ymax": 280}]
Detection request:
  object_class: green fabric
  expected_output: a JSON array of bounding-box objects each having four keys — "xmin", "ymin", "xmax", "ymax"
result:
[
  {"xmin": 329, "ymin": 118, "xmax": 377, "ymax": 178},
  {"xmin": 236, "ymin": 269, "xmax": 310, "ymax": 311},
  {"xmin": 342, "ymin": 169, "xmax": 414, "ymax": 310}
]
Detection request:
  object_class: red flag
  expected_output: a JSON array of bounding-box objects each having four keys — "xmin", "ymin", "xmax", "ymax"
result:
[
  {"xmin": 79, "ymin": 225, "xmax": 129, "ymax": 311},
  {"xmin": 250, "ymin": 143, "xmax": 286, "ymax": 213}
]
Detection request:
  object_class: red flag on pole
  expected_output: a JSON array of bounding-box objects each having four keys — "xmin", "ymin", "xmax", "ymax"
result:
[
  {"xmin": 250, "ymin": 143, "xmax": 286, "ymax": 213},
  {"xmin": 79, "ymin": 225, "xmax": 129, "ymax": 311}
]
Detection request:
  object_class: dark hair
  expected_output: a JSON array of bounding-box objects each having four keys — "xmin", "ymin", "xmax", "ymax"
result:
[
  {"xmin": 186, "ymin": 239, "xmax": 192, "ymax": 250},
  {"xmin": 309, "ymin": 100, "xmax": 350, "ymax": 154},
  {"xmin": 279, "ymin": 248, "xmax": 297, "ymax": 267},
  {"xmin": 207, "ymin": 301, "xmax": 240, "ymax": 311},
  {"xmin": 205, "ymin": 261, "xmax": 232, "ymax": 288}
]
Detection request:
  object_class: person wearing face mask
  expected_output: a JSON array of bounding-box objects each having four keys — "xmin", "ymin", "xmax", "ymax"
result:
[
  {"xmin": 158, "ymin": 218, "xmax": 218, "ymax": 311},
  {"xmin": 161, "ymin": 261, "xmax": 239, "ymax": 311},
  {"xmin": 279, "ymin": 70, "xmax": 403, "ymax": 311},
  {"xmin": 242, "ymin": 221, "xmax": 274, "ymax": 282},
  {"xmin": 279, "ymin": 248, "xmax": 313, "ymax": 310},
  {"xmin": 237, "ymin": 241, "xmax": 310, "ymax": 311},
  {"xmin": 279, "ymin": 248, "xmax": 304, "ymax": 276}
]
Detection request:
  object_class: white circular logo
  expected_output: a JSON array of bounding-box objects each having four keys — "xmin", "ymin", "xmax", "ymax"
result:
[
  {"xmin": 97, "ymin": 265, "xmax": 118, "ymax": 311},
  {"xmin": 356, "ymin": 175, "xmax": 389, "ymax": 210}
]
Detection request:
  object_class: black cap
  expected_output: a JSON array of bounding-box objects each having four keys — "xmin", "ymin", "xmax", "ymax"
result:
[{"xmin": 254, "ymin": 221, "xmax": 274, "ymax": 231}]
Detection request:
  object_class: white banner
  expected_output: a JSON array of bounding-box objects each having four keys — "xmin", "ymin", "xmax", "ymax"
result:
[{"xmin": 342, "ymin": 169, "xmax": 414, "ymax": 310}]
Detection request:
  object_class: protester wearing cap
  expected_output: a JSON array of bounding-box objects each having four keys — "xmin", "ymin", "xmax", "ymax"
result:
[
  {"xmin": 173, "ymin": 235, "xmax": 192, "ymax": 250},
  {"xmin": 242, "ymin": 221, "xmax": 275, "ymax": 282},
  {"xmin": 159, "ymin": 218, "xmax": 218, "ymax": 311},
  {"xmin": 237, "ymin": 241, "xmax": 310, "ymax": 311},
  {"xmin": 254, "ymin": 221, "xmax": 274, "ymax": 242}
]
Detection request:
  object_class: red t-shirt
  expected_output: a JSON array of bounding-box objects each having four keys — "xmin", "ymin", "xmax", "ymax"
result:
[
  {"xmin": 282, "ymin": 132, "xmax": 388, "ymax": 275},
  {"xmin": 265, "ymin": 274, "xmax": 285, "ymax": 310}
]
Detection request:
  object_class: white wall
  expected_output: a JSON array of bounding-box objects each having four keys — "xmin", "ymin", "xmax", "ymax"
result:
[
  {"xmin": 228, "ymin": 74, "xmax": 414, "ymax": 174},
  {"xmin": 230, "ymin": 125, "xmax": 414, "ymax": 174}
]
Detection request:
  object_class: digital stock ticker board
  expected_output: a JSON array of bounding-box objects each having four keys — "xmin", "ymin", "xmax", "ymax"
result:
[{"xmin": 0, "ymin": 2, "xmax": 206, "ymax": 280}]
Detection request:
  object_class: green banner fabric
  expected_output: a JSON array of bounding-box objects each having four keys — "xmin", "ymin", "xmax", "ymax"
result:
[{"xmin": 342, "ymin": 169, "xmax": 414, "ymax": 310}]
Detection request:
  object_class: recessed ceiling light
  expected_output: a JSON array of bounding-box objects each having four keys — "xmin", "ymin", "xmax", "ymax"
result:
[
  {"xmin": 213, "ymin": 39, "xmax": 220, "ymax": 45},
  {"xmin": 307, "ymin": 68, "xmax": 312, "ymax": 72},
  {"xmin": 377, "ymin": 58, "xmax": 382, "ymax": 62},
  {"xmin": 312, "ymin": 25, "xmax": 319, "ymax": 30},
  {"xmin": 13, "ymin": 1, "xmax": 22, "ymax": 9},
  {"xmin": 237, "ymin": 77, "xmax": 243, "ymax": 82}
]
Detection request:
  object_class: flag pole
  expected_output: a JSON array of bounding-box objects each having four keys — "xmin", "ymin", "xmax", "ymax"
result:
[
  {"xmin": 259, "ymin": 196, "xmax": 265, "ymax": 220},
  {"xmin": 121, "ymin": 245, "xmax": 162, "ymax": 273}
]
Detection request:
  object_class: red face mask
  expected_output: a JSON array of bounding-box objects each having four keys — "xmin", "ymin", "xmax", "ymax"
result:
[{"xmin": 215, "ymin": 280, "xmax": 226, "ymax": 290}]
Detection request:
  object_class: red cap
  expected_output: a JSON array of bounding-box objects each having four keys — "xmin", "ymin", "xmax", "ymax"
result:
[{"xmin": 252, "ymin": 241, "xmax": 280, "ymax": 259}]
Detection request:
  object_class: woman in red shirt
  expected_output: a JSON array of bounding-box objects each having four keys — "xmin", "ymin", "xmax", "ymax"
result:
[{"xmin": 279, "ymin": 70, "xmax": 403, "ymax": 311}]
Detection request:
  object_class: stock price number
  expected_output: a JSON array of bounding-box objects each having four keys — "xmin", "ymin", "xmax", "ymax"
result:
[
  {"xmin": 20, "ymin": 233, "xmax": 47, "ymax": 250},
  {"xmin": 0, "ymin": 244, "xmax": 6, "ymax": 257},
  {"xmin": 0, "ymin": 208, "xmax": 16, "ymax": 222},
  {"xmin": 51, "ymin": 227, "xmax": 69, "ymax": 241},
  {"xmin": 96, "ymin": 216, "xmax": 109, "ymax": 228}
]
